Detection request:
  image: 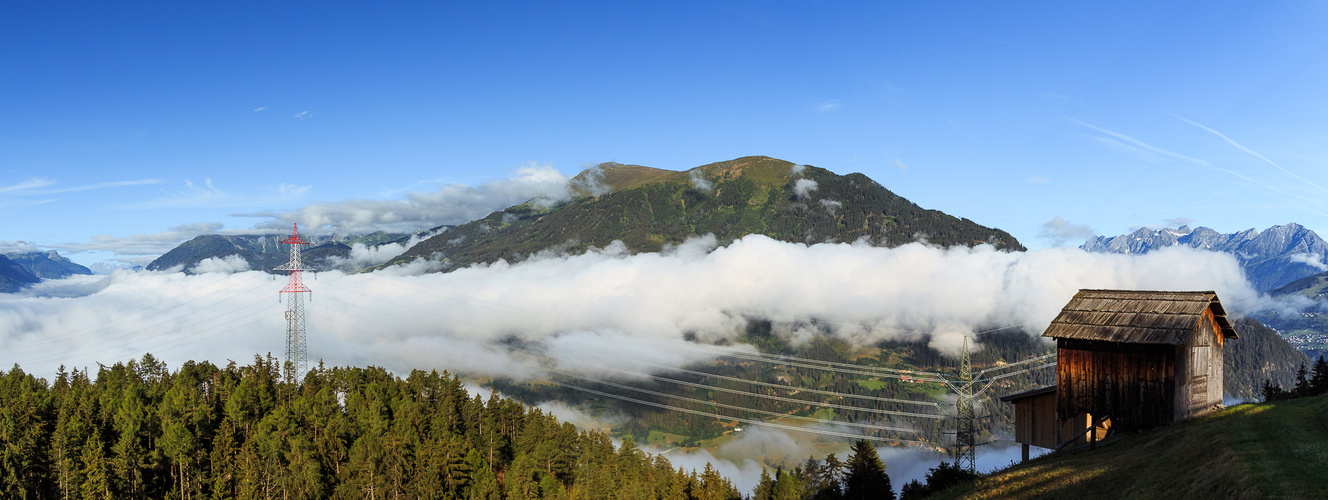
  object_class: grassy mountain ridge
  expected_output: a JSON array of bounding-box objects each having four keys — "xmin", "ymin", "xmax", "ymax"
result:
[
  {"xmin": 928, "ymin": 393, "xmax": 1328, "ymax": 499},
  {"xmin": 388, "ymin": 156, "xmax": 1023, "ymax": 270}
]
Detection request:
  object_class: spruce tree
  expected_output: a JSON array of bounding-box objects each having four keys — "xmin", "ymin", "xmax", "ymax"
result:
[
  {"xmin": 1311, "ymin": 355, "xmax": 1328, "ymax": 396},
  {"xmin": 843, "ymin": 440, "xmax": 893, "ymax": 500},
  {"xmin": 1293, "ymin": 362, "xmax": 1311, "ymax": 397}
]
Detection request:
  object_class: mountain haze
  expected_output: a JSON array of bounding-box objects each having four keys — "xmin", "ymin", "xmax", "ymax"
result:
[{"xmin": 386, "ymin": 156, "xmax": 1023, "ymax": 270}]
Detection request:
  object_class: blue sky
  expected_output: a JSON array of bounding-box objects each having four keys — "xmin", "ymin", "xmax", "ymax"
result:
[{"xmin": 4, "ymin": 1, "xmax": 1328, "ymax": 266}]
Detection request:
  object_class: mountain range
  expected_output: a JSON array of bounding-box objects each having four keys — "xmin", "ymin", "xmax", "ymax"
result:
[
  {"xmin": 382, "ymin": 156, "xmax": 1023, "ymax": 270},
  {"xmin": 4, "ymin": 251, "xmax": 93, "ymax": 279},
  {"xmin": 1081, "ymin": 223, "xmax": 1328, "ymax": 291},
  {"xmin": 144, "ymin": 231, "xmax": 413, "ymax": 274},
  {"xmin": 0, "ymin": 254, "xmax": 41, "ymax": 293}
]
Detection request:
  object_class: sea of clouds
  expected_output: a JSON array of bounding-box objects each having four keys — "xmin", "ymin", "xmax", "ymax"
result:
[
  {"xmin": 2, "ymin": 234, "xmax": 1273, "ymax": 382},
  {"xmin": 1, "ymin": 225, "xmax": 1301, "ymax": 496}
]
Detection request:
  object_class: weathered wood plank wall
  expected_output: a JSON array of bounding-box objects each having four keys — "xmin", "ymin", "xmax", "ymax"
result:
[{"xmin": 1056, "ymin": 338, "xmax": 1176, "ymax": 429}]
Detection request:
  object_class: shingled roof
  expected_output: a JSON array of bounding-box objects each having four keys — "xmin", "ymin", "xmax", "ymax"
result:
[{"xmin": 1041, "ymin": 289, "xmax": 1238, "ymax": 344}]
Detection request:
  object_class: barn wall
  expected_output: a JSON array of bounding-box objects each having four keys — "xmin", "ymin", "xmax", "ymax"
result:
[
  {"xmin": 1056, "ymin": 338, "xmax": 1176, "ymax": 429},
  {"xmin": 1014, "ymin": 390, "xmax": 1059, "ymax": 449},
  {"xmin": 1185, "ymin": 308, "xmax": 1224, "ymax": 417}
]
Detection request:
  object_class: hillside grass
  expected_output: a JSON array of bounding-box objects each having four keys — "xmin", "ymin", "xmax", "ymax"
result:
[{"xmin": 931, "ymin": 393, "xmax": 1328, "ymax": 499}]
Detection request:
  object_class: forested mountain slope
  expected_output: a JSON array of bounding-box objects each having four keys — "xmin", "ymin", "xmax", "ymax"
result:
[{"xmin": 1225, "ymin": 317, "xmax": 1311, "ymax": 401}]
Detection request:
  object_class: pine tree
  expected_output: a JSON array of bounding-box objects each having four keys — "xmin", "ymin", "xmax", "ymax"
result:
[
  {"xmin": 1294, "ymin": 362, "xmax": 1311, "ymax": 397},
  {"xmin": 1311, "ymin": 355, "xmax": 1328, "ymax": 396},
  {"xmin": 843, "ymin": 440, "xmax": 893, "ymax": 500},
  {"xmin": 753, "ymin": 468, "xmax": 775, "ymax": 500}
]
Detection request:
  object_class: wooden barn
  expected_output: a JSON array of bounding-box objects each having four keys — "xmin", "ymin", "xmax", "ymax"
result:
[{"xmin": 1002, "ymin": 289, "xmax": 1238, "ymax": 456}]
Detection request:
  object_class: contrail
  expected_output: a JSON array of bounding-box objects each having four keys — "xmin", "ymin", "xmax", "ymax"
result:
[{"xmin": 1176, "ymin": 115, "xmax": 1328, "ymax": 195}]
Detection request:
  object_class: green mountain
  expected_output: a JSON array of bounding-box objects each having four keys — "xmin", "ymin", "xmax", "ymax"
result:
[
  {"xmin": 3, "ymin": 250, "xmax": 93, "ymax": 279},
  {"xmin": 384, "ymin": 156, "xmax": 1023, "ymax": 270},
  {"xmin": 145, "ymin": 231, "xmax": 412, "ymax": 274},
  {"xmin": 928, "ymin": 392, "xmax": 1328, "ymax": 499}
]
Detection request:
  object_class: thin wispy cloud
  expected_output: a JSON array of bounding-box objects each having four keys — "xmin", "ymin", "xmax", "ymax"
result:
[
  {"xmin": 817, "ymin": 100, "xmax": 842, "ymax": 112},
  {"xmin": 248, "ymin": 162, "xmax": 573, "ymax": 235},
  {"xmin": 0, "ymin": 178, "xmax": 56, "ymax": 193},
  {"xmin": 253, "ymin": 107, "xmax": 266, "ymax": 112},
  {"xmin": 1, "ymin": 178, "xmax": 162, "ymax": 196},
  {"xmin": 1038, "ymin": 216, "xmax": 1095, "ymax": 246},
  {"xmin": 55, "ymin": 222, "xmax": 227, "ymax": 257},
  {"xmin": 1071, "ymin": 119, "xmax": 1211, "ymax": 167},
  {"xmin": 0, "ymin": 240, "xmax": 40, "ymax": 253},
  {"xmin": 294, "ymin": 110, "xmax": 313, "ymax": 119},
  {"xmin": 1176, "ymin": 116, "xmax": 1328, "ymax": 195},
  {"xmin": 1074, "ymin": 119, "xmax": 1325, "ymax": 212},
  {"xmin": 128, "ymin": 179, "xmax": 311, "ymax": 210}
]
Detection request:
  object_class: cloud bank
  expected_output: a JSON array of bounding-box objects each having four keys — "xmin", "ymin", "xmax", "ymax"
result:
[
  {"xmin": 2, "ymin": 236, "xmax": 1269, "ymax": 384},
  {"xmin": 252, "ymin": 163, "xmax": 573, "ymax": 235}
]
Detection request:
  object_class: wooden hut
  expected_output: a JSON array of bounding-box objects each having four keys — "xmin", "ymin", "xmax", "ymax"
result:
[{"xmin": 1002, "ymin": 289, "xmax": 1238, "ymax": 456}]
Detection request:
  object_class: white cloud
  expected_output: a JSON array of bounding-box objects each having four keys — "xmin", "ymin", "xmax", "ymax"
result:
[
  {"xmin": 790, "ymin": 164, "xmax": 807, "ymax": 176},
  {"xmin": 294, "ymin": 110, "xmax": 313, "ymax": 119},
  {"xmin": 689, "ymin": 170, "xmax": 713, "ymax": 192},
  {"xmin": 0, "ymin": 240, "xmax": 40, "ymax": 254},
  {"xmin": 190, "ymin": 255, "xmax": 251, "ymax": 274},
  {"xmin": 819, "ymin": 199, "xmax": 842, "ymax": 215},
  {"xmin": 55, "ymin": 222, "xmax": 226, "ymax": 257},
  {"xmin": 793, "ymin": 179, "xmax": 818, "ymax": 199},
  {"xmin": 2, "ymin": 235, "xmax": 1271, "ymax": 385},
  {"xmin": 253, "ymin": 107, "xmax": 266, "ymax": 112},
  {"xmin": 252, "ymin": 163, "xmax": 574, "ymax": 235},
  {"xmin": 1038, "ymin": 216, "xmax": 1096, "ymax": 247},
  {"xmin": 892, "ymin": 158, "xmax": 908, "ymax": 172},
  {"xmin": 1286, "ymin": 253, "xmax": 1328, "ymax": 272},
  {"xmin": 817, "ymin": 100, "xmax": 842, "ymax": 112}
]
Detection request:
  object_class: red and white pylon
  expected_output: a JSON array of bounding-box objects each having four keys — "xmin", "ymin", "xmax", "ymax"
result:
[{"xmin": 275, "ymin": 223, "xmax": 314, "ymax": 384}]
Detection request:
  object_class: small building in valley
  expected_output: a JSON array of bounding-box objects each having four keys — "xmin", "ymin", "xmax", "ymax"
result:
[{"xmin": 1002, "ymin": 289, "xmax": 1239, "ymax": 457}]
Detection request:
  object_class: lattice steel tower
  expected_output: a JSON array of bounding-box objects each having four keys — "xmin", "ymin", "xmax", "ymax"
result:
[
  {"xmin": 954, "ymin": 335, "xmax": 977, "ymax": 473},
  {"xmin": 275, "ymin": 223, "xmax": 313, "ymax": 384}
]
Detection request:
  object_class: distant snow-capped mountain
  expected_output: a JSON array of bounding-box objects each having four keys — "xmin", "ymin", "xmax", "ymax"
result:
[{"xmin": 1081, "ymin": 223, "xmax": 1328, "ymax": 291}]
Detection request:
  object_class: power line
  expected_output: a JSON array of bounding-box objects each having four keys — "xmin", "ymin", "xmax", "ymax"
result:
[
  {"xmin": 547, "ymin": 367, "xmax": 918, "ymax": 434},
  {"xmin": 503, "ymin": 344, "xmax": 949, "ymax": 420},
  {"xmin": 543, "ymin": 378, "xmax": 936, "ymax": 447}
]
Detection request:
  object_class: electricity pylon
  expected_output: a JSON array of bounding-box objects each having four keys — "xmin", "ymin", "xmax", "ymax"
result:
[
  {"xmin": 274, "ymin": 223, "xmax": 313, "ymax": 385},
  {"xmin": 954, "ymin": 335, "xmax": 977, "ymax": 473}
]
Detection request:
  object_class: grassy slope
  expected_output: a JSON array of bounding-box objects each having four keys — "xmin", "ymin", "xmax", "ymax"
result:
[{"xmin": 933, "ymin": 393, "xmax": 1328, "ymax": 499}]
